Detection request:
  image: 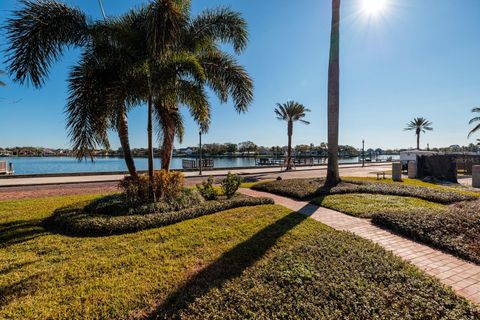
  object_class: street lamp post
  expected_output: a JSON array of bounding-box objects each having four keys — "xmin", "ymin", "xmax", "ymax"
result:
[
  {"xmin": 362, "ymin": 139, "xmax": 365, "ymax": 167},
  {"xmin": 199, "ymin": 131, "xmax": 203, "ymax": 176}
]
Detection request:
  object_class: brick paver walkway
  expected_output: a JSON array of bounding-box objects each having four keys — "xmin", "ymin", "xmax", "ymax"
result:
[{"xmin": 239, "ymin": 188, "xmax": 480, "ymax": 304}]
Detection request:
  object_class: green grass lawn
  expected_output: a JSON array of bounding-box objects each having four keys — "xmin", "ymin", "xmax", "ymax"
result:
[
  {"xmin": 311, "ymin": 193, "xmax": 447, "ymax": 218},
  {"xmin": 1, "ymin": 194, "xmax": 479, "ymax": 319}
]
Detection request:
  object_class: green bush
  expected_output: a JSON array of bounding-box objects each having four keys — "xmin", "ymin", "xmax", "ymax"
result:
[
  {"xmin": 252, "ymin": 178, "xmax": 476, "ymax": 204},
  {"xmin": 119, "ymin": 170, "xmax": 185, "ymax": 206},
  {"xmin": 372, "ymin": 200, "xmax": 480, "ymax": 264},
  {"xmin": 221, "ymin": 172, "xmax": 243, "ymax": 199},
  {"xmin": 84, "ymin": 189, "xmax": 204, "ymax": 216},
  {"xmin": 45, "ymin": 195, "xmax": 274, "ymax": 236},
  {"xmin": 196, "ymin": 177, "xmax": 218, "ymax": 200}
]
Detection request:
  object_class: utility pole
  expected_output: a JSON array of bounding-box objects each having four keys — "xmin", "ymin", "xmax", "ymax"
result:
[
  {"xmin": 362, "ymin": 140, "xmax": 365, "ymax": 167},
  {"xmin": 199, "ymin": 131, "xmax": 203, "ymax": 176}
]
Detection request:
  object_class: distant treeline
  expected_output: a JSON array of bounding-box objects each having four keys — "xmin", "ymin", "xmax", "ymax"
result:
[{"xmin": 2, "ymin": 143, "xmax": 479, "ymax": 158}]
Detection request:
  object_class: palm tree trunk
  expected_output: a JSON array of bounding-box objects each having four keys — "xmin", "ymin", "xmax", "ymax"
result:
[
  {"xmin": 325, "ymin": 0, "xmax": 341, "ymax": 187},
  {"xmin": 116, "ymin": 110, "xmax": 137, "ymax": 177},
  {"xmin": 147, "ymin": 85, "xmax": 156, "ymax": 202},
  {"xmin": 287, "ymin": 121, "xmax": 293, "ymax": 170},
  {"xmin": 161, "ymin": 110, "xmax": 176, "ymax": 171},
  {"xmin": 417, "ymin": 133, "xmax": 420, "ymax": 150}
]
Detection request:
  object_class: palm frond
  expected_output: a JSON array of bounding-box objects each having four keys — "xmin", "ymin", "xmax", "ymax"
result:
[
  {"xmin": 146, "ymin": 0, "xmax": 189, "ymax": 54},
  {"xmin": 65, "ymin": 52, "xmax": 114, "ymax": 160},
  {"xmin": 274, "ymin": 101, "xmax": 310, "ymax": 124},
  {"xmin": 189, "ymin": 7, "xmax": 248, "ymax": 54},
  {"xmin": 468, "ymin": 123, "xmax": 480, "ymax": 138},
  {"xmin": 199, "ymin": 51, "xmax": 253, "ymax": 112},
  {"xmin": 5, "ymin": 0, "xmax": 89, "ymax": 87}
]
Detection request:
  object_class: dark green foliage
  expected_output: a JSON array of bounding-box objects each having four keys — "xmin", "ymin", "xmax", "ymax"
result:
[
  {"xmin": 221, "ymin": 172, "xmax": 242, "ymax": 199},
  {"xmin": 84, "ymin": 188, "xmax": 204, "ymax": 216},
  {"xmin": 5, "ymin": 0, "xmax": 89, "ymax": 87},
  {"xmin": 46, "ymin": 195, "xmax": 273, "ymax": 236},
  {"xmin": 196, "ymin": 177, "xmax": 218, "ymax": 200},
  {"xmin": 373, "ymin": 200, "xmax": 480, "ymax": 264},
  {"xmin": 163, "ymin": 224, "xmax": 480, "ymax": 319},
  {"xmin": 252, "ymin": 178, "xmax": 476, "ymax": 204}
]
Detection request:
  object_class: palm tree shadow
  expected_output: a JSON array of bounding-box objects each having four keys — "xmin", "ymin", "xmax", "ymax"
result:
[
  {"xmin": 146, "ymin": 208, "xmax": 309, "ymax": 319},
  {"xmin": 0, "ymin": 219, "xmax": 47, "ymax": 248}
]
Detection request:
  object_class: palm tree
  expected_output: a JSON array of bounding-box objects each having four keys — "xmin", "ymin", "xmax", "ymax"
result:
[
  {"xmin": 404, "ymin": 117, "xmax": 433, "ymax": 150},
  {"xmin": 274, "ymin": 101, "xmax": 310, "ymax": 170},
  {"xmin": 5, "ymin": 0, "xmax": 138, "ymax": 177},
  {"xmin": 156, "ymin": 7, "xmax": 253, "ymax": 171},
  {"xmin": 468, "ymin": 108, "xmax": 480, "ymax": 138},
  {"xmin": 325, "ymin": 0, "xmax": 341, "ymax": 187}
]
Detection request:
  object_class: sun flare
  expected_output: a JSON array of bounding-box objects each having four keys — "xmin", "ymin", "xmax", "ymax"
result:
[{"xmin": 362, "ymin": 0, "xmax": 387, "ymax": 16}]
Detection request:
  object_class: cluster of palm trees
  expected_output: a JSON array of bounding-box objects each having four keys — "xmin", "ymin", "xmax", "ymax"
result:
[
  {"xmin": 5, "ymin": 0, "xmax": 348, "ymax": 188},
  {"xmin": 5, "ymin": 0, "xmax": 253, "ymax": 198}
]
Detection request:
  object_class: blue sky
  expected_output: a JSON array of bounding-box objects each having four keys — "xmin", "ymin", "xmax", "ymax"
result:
[{"xmin": 1, "ymin": 0, "xmax": 480, "ymax": 150}]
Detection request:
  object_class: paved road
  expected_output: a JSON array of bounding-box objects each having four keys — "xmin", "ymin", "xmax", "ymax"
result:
[{"xmin": 0, "ymin": 163, "xmax": 391, "ymax": 200}]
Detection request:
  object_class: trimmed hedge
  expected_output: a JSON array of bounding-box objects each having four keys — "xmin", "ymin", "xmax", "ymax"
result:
[
  {"xmin": 372, "ymin": 200, "xmax": 480, "ymax": 264},
  {"xmin": 252, "ymin": 178, "xmax": 476, "ymax": 204},
  {"xmin": 45, "ymin": 195, "xmax": 274, "ymax": 237},
  {"xmin": 83, "ymin": 188, "xmax": 205, "ymax": 216}
]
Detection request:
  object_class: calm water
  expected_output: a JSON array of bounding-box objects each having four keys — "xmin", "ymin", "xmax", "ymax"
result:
[{"xmin": 0, "ymin": 155, "xmax": 398, "ymax": 175}]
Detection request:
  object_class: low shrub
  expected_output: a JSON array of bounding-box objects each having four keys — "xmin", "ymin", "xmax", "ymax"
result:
[
  {"xmin": 119, "ymin": 170, "xmax": 185, "ymax": 206},
  {"xmin": 45, "ymin": 195, "xmax": 274, "ymax": 236},
  {"xmin": 252, "ymin": 178, "xmax": 476, "ymax": 204},
  {"xmin": 196, "ymin": 177, "xmax": 218, "ymax": 200},
  {"xmin": 84, "ymin": 189, "xmax": 204, "ymax": 216},
  {"xmin": 221, "ymin": 172, "xmax": 243, "ymax": 199},
  {"xmin": 372, "ymin": 200, "xmax": 480, "ymax": 264}
]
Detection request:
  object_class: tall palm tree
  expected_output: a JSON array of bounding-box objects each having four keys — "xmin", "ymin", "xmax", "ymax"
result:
[
  {"xmin": 404, "ymin": 117, "xmax": 433, "ymax": 150},
  {"xmin": 325, "ymin": 0, "xmax": 341, "ymax": 187},
  {"xmin": 274, "ymin": 101, "xmax": 310, "ymax": 170},
  {"xmin": 5, "ymin": 0, "xmax": 138, "ymax": 177},
  {"xmin": 468, "ymin": 108, "xmax": 480, "ymax": 138}
]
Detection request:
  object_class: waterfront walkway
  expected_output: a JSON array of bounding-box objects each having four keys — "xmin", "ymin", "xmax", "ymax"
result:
[
  {"xmin": 239, "ymin": 188, "xmax": 480, "ymax": 305},
  {"xmin": 0, "ymin": 163, "xmax": 391, "ymax": 187}
]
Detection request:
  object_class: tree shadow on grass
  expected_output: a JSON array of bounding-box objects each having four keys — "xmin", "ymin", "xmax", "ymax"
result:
[
  {"xmin": 0, "ymin": 272, "xmax": 46, "ymax": 308},
  {"xmin": 0, "ymin": 219, "xmax": 47, "ymax": 248},
  {"xmin": 146, "ymin": 207, "xmax": 309, "ymax": 319}
]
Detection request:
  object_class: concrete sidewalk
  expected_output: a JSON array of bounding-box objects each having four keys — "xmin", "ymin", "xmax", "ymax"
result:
[{"xmin": 0, "ymin": 163, "xmax": 391, "ymax": 187}]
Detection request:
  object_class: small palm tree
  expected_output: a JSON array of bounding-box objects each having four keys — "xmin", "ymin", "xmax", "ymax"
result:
[
  {"xmin": 274, "ymin": 101, "xmax": 310, "ymax": 170},
  {"xmin": 404, "ymin": 117, "xmax": 433, "ymax": 150},
  {"xmin": 468, "ymin": 108, "xmax": 480, "ymax": 138}
]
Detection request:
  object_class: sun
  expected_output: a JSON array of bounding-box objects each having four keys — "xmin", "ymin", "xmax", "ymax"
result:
[{"xmin": 362, "ymin": 0, "xmax": 387, "ymax": 16}]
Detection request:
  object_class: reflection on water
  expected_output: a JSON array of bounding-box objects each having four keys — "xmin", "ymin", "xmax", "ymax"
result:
[{"xmin": 0, "ymin": 155, "xmax": 399, "ymax": 175}]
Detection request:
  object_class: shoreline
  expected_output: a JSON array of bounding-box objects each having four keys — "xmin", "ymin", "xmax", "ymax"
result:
[{"xmin": 0, "ymin": 162, "xmax": 393, "ymax": 188}]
